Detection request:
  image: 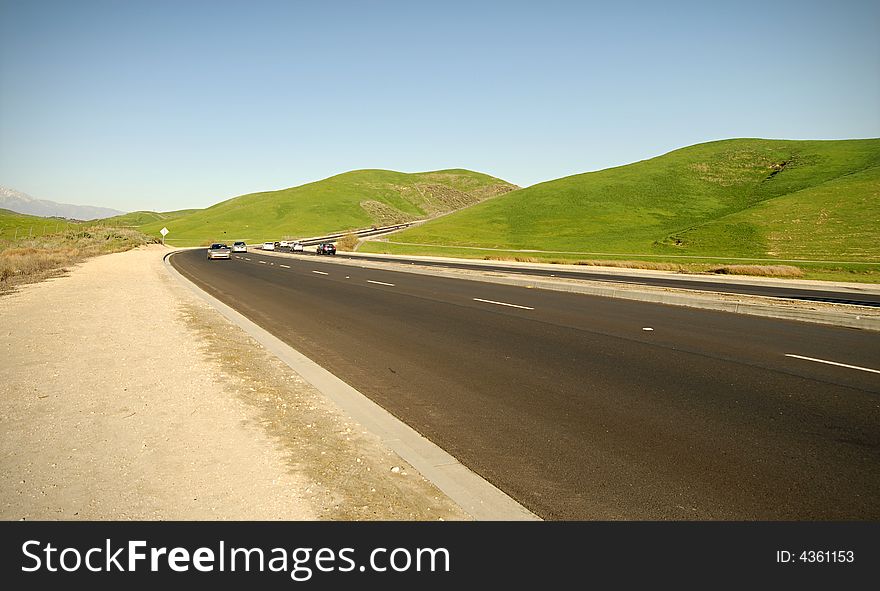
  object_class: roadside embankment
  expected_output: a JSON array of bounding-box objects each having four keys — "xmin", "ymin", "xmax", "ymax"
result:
[{"xmin": 0, "ymin": 245, "xmax": 470, "ymax": 520}]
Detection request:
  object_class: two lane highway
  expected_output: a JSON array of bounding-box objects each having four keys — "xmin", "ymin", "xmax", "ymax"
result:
[
  {"xmin": 332, "ymin": 252, "xmax": 880, "ymax": 307},
  {"xmin": 171, "ymin": 249, "xmax": 880, "ymax": 520}
]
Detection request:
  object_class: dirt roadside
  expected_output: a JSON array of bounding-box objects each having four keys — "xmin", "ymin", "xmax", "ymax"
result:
[{"xmin": 0, "ymin": 245, "xmax": 470, "ymax": 521}]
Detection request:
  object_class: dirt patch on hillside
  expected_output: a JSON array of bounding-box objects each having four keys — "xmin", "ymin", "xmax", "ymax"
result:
[
  {"xmin": 360, "ymin": 180, "xmax": 516, "ymax": 223},
  {"xmin": 360, "ymin": 200, "xmax": 418, "ymax": 226}
]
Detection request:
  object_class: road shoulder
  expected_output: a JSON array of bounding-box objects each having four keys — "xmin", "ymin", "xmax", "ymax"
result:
[{"xmin": 0, "ymin": 245, "xmax": 470, "ymax": 520}]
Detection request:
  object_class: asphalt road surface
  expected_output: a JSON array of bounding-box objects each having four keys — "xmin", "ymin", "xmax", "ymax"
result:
[{"xmin": 171, "ymin": 248, "xmax": 880, "ymax": 520}]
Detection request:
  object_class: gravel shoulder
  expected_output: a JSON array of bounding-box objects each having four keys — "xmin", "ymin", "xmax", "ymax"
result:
[{"xmin": 0, "ymin": 245, "xmax": 470, "ymax": 521}]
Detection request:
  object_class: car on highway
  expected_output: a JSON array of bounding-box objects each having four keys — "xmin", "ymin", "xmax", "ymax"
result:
[
  {"xmin": 315, "ymin": 242, "xmax": 336, "ymax": 255},
  {"xmin": 279, "ymin": 240, "xmax": 290, "ymax": 248},
  {"xmin": 207, "ymin": 243, "xmax": 231, "ymax": 260},
  {"xmin": 232, "ymin": 241, "xmax": 247, "ymax": 253},
  {"xmin": 262, "ymin": 241, "xmax": 275, "ymax": 251},
  {"xmin": 291, "ymin": 242, "xmax": 304, "ymax": 252}
]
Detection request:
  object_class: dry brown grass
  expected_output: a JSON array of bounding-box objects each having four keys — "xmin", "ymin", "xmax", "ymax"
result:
[
  {"xmin": 481, "ymin": 254, "xmax": 809, "ymax": 278},
  {"xmin": 0, "ymin": 226, "xmax": 155, "ymax": 289},
  {"xmin": 574, "ymin": 259, "xmax": 690, "ymax": 272},
  {"xmin": 335, "ymin": 233, "xmax": 359, "ymax": 251},
  {"xmin": 484, "ymin": 255, "xmax": 542, "ymax": 263},
  {"xmin": 709, "ymin": 264, "xmax": 804, "ymax": 277},
  {"xmin": 483, "ymin": 255, "xmax": 691, "ymax": 272}
]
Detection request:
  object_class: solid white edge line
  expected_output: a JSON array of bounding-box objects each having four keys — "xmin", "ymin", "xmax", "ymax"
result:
[
  {"xmin": 312, "ymin": 270, "xmax": 329, "ymax": 275},
  {"xmin": 163, "ymin": 250, "xmax": 538, "ymax": 521},
  {"xmin": 785, "ymin": 354, "xmax": 880, "ymax": 375},
  {"xmin": 473, "ymin": 297, "xmax": 534, "ymax": 310},
  {"xmin": 367, "ymin": 280, "xmax": 395, "ymax": 287}
]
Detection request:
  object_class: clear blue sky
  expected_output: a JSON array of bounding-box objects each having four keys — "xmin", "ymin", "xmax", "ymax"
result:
[{"xmin": 1, "ymin": 0, "xmax": 878, "ymax": 212}]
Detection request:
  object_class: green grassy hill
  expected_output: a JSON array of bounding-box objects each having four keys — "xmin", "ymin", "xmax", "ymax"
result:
[
  {"xmin": 0, "ymin": 208, "xmax": 79, "ymax": 240},
  {"xmin": 102, "ymin": 209, "xmax": 200, "ymax": 227},
  {"xmin": 134, "ymin": 169, "xmax": 516, "ymax": 246},
  {"xmin": 360, "ymin": 139, "xmax": 880, "ymax": 279}
]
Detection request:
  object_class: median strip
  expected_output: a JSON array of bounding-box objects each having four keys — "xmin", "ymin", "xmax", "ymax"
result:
[
  {"xmin": 367, "ymin": 280, "xmax": 395, "ymax": 287},
  {"xmin": 473, "ymin": 298, "xmax": 534, "ymax": 310},
  {"xmin": 785, "ymin": 354, "xmax": 880, "ymax": 375}
]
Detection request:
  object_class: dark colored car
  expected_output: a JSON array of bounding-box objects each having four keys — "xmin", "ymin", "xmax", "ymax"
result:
[{"xmin": 315, "ymin": 242, "xmax": 336, "ymax": 255}]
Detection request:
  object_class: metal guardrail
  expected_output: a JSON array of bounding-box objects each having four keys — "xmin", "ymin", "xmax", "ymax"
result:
[{"xmin": 294, "ymin": 223, "xmax": 413, "ymax": 246}]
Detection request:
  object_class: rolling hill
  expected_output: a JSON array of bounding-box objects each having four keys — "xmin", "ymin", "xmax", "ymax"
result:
[
  {"xmin": 360, "ymin": 139, "xmax": 880, "ymax": 267},
  {"xmin": 102, "ymin": 209, "xmax": 201, "ymax": 227},
  {"xmin": 130, "ymin": 169, "xmax": 516, "ymax": 245},
  {"xmin": 0, "ymin": 208, "xmax": 79, "ymax": 239}
]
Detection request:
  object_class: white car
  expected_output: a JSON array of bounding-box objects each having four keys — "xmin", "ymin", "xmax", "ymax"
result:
[
  {"xmin": 279, "ymin": 241, "xmax": 290, "ymax": 248},
  {"xmin": 232, "ymin": 241, "xmax": 247, "ymax": 253},
  {"xmin": 262, "ymin": 242, "xmax": 275, "ymax": 251},
  {"xmin": 291, "ymin": 242, "xmax": 304, "ymax": 252},
  {"xmin": 206, "ymin": 243, "xmax": 231, "ymax": 260}
]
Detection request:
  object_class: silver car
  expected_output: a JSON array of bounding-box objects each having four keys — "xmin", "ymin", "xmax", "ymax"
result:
[
  {"xmin": 232, "ymin": 241, "xmax": 247, "ymax": 253},
  {"xmin": 207, "ymin": 243, "xmax": 231, "ymax": 260}
]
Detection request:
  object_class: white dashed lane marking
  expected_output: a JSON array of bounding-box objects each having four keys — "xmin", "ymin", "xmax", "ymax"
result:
[
  {"xmin": 259, "ymin": 261, "xmax": 267, "ymax": 265},
  {"xmin": 280, "ymin": 264, "xmax": 290, "ymax": 269},
  {"xmin": 367, "ymin": 280, "xmax": 395, "ymax": 287},
  {"xmin": 473, "ymin": 298, "xmax": 534, "ymax": 310},
  {"xmin": 785, "ymin": 354, "xmax": 880, "ymax": 375},
  {"xmin": 312, "ymin": 270, "xmax": 329, "ymax": 275}
]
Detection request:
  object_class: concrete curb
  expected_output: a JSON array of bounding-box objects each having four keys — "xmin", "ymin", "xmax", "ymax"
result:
[
  {"xmin": 473, "ymin": 275, "xmax": 880, "ymax": 332},
  {"xmin": 162, "ymin": 250, "xmax": 540, "ymax": 521}
]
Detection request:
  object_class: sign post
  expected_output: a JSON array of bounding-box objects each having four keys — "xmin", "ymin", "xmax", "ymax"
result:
[{"xmin": 160, "ymin": 227, "xmax": 169, "ymax": 246}]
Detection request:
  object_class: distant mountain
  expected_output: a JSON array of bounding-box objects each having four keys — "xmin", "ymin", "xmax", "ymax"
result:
[{"xmin": 0, "ymin": 186, "xmax": 125, "ymax": 220}]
